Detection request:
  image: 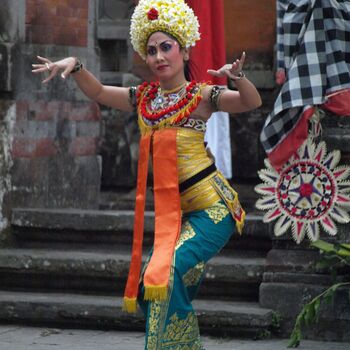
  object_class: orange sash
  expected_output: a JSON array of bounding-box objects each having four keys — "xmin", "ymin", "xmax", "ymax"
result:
[{"xmin": 123, "ymin": 128, "xmax": 181, "ymax": 313}]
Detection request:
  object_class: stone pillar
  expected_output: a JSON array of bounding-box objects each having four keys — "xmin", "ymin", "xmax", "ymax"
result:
[
  {"xmin": 259, "ymin": 112, "xmax": 350, "ymax": 340},
  {"xmin": 0, "ymin": 0, "xmax": 24, "ymax": 240},
  {"xmin": 0, "ymin": 102, "xmax": 16, "ymax": 242},
  {"xmin": 97, "ymin": 0, "xmax": 140, "ymax": 189},
  {"xmin": 10, "ymin": 0, "xmax": 102, "ymax": 210}
]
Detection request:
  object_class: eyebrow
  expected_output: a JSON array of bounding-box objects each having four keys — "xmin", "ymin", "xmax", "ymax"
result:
[{"xmin": 147, "ymin": 40, "xmax": 173, "ymax": 48}]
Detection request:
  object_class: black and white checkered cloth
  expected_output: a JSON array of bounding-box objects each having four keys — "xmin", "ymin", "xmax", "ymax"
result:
[
  {"xmin": 276, "ymin": 0, "xmax": 313, "ymax": 70},
  {"xmin": 261, "ymin": 0, "xmax": 350, "ymax": 169}
]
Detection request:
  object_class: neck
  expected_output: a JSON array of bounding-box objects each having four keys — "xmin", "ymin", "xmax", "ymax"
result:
[
  {"xmin": 160, "ymin": 81, "xmax": 187, "ymax": 94},
  {"xmin": 158, "ymin": 74, "xmax": 188, "ymax": 91}
]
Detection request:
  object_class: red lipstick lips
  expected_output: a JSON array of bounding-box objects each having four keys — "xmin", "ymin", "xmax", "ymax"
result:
[{"xmin": 157, "ymin": 65, "xmax": 169, "ymax": 71}]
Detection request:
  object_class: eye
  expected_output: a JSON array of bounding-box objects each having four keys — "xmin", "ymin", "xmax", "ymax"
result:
[
  {"xmin": 160, "ymin": 42, "xmax": 172, "ymax": 52},
  {"xmin": 147, "ymin": 46, "xmax": 157, "ymax": 56}
]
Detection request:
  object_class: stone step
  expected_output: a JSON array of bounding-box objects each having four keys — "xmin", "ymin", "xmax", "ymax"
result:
[
  {"xmin": 11, "ymin": 208, "xmax": 271, "ymax": 252},
  {"xmin": 0, "ymin": 247, "xmax": 266, "ymax": 301},
  {"xmin": 99, "ymin": 188, "xmax": 154, "ymax": 211},
  {"xmin": 0, "ymin": 290, "xmax": 275, "ymax": 338}
]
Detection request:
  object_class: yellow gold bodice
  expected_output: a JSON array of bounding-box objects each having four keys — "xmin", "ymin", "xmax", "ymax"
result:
[
  {"xmin": 176, "ymin": 128, "xmax": 221, "ymax": 213},
  {"xmin": 176, "ymin": 128, "xmax": 212, "ymax": 183}
]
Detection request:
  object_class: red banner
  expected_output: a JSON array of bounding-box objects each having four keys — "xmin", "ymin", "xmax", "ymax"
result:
[{"xmin": 186, "ymin": 0, "xmax": 227, "ymax": 85}]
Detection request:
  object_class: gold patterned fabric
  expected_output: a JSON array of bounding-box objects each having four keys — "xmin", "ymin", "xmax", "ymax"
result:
[
  {"xmin": 205, "ymin": 201, "xmax": 230, "ymax": 224},
  {"xmin": 176, "ymin": 128, "xmax": 213, "ymax": 183},
  {"xmin": 162, "ymin": 312, "xmax": 202, "ymax": 349},
  {"xmin": 209, "ymin": 173, "xmax": 246, "ymax": 234},
  {"xmin": 139, "ymin": 203, "xmax": 238, "ymax": 349},
  {"xmin": 175, "ymin": 220, "xmax": 196, "ymax": 250},
  {"xmin": 144, "ymin": 254, "xmax": 203, "ymax": 350},
  {"xmin": 182, "ymin": 262, "xmax": 205, "ymax": 287},
  {"xmin": 146, "ymin": 259, "xmax": 175, "ymax": 350},
  {"xmin": 147, "ymin": 301, "xmax": 163, "ymax": 349}
]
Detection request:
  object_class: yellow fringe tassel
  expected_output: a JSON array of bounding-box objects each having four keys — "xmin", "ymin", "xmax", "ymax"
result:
[
  {"xmin": 122, "ymin": 297, "xmax": 137, "ymax": 313},
  {"xmin": 236, "ymin": 209, "xmax": 246, "ymax": 235},
  {"xmin": 144, "ymin": 285, "xmax": 168, "ymax": 301}
]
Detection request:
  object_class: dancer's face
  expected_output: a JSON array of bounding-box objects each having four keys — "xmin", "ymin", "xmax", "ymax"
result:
[{"xmin": 146, "ymin": 32, "xmax": 188, "ymax": 80}]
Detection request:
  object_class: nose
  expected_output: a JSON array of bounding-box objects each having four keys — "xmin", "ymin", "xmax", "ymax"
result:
[{"xmin": 156, "ymin": 49, "xmax": 164, "ymax": 61}]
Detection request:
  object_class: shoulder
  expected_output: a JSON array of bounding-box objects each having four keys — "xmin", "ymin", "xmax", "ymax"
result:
[
  {"xmin": 200, "ymin": 84, "xmax": 213, "ymax": 101},
  {"xmin": 190, "ymin": 84, "xmax": 216, "ymax": 120}
]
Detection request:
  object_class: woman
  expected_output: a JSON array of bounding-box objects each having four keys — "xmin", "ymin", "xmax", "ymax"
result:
[{"xmin": 32, "ymin": 0, "xmax": 261, "ymax": 348}]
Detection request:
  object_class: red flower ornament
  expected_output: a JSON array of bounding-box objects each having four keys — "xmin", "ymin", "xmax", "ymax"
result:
[{"xmin": 147, "ymin": 8, "xmax": 159, "ymax": 21}]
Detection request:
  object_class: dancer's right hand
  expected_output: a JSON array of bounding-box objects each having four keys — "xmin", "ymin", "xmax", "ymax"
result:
[{"xmin": 31, "ymin": 56, "xmax": 77, "ymax": 84}]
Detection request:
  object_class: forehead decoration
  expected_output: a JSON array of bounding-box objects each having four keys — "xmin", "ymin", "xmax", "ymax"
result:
[{"xmin": 130, "ymin": 0, "xmax": 200, "ymax": 60}]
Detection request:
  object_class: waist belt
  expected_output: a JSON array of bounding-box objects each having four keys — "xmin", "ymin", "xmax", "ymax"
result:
[{"xmin": 179, "ymin": 163, "xmax": 217, "ymax": 193}]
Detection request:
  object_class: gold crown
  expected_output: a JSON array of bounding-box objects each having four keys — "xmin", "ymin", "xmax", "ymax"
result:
[{"xmin": 130, "ymin": 0, "xmax": 200, "ymax": 59}]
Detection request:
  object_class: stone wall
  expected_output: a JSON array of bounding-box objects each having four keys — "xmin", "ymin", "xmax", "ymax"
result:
[
  {"xmin": 0, "ymin": 0, "xmax": 102, "ymax": 238},
  {"xmin": 25, "ymin": 0, "xmax": 88, "ymax": 47},
  {"xmin": 223, "ymin": 0, "xmax": 276, "ymax": 65},
  {"xmin": 0, "ymin": 101, "xmax": 16, "ymax": 243},
  {"xmin": 0, "ymin": 0, "xmax": 24, "ymax": 239},
  {"xmin": 15, "ymin": 0, "xmax": 101, "ymax": 210}
]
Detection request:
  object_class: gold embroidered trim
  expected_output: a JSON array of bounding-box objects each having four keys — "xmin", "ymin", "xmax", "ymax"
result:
[
  {"xmin": 162, "ymin": 312, "xmax": 202, "ymax": 349},
  {"xmin": 205, "ymin": 201, "xmax": 230, "ymax": 224},
  {"xmin": 182, "ymin": 262, "xmax": 205, "ymax": 287},
  {"xmin": 146, "ymin": 256, "xmax": 175, "ymax": 349},
  {"xmin": 147, "ymin": 301, "xmax": 162, "ymax": 349},
  {"xmin": 209, "ymin": 172, "xmax": 246, "ymax": 235}
]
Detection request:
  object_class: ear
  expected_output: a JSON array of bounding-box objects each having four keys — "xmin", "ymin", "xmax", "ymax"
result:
[{"xmin": 183, "ymin": 48, "xmax": 190, "ymax": 61}]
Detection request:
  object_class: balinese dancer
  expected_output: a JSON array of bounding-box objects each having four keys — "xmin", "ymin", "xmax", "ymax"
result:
[{"xmin": 32, "ymin": 0, "xmax": 261, "ymax": 348}]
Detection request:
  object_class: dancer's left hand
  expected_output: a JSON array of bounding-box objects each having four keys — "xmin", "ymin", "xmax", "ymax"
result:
[{"xmin": 207, "ymin": 52, "xmax": 246, "ymax": 80}]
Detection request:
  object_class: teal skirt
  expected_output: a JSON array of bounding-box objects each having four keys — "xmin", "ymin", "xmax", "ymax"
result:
[{"xmin": 138, "ymin": 200, "xmax": 236, "ymax": 349}]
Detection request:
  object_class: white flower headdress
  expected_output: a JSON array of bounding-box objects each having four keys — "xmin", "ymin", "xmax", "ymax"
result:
[{"xmin": 130, "ymin": 0, "xmax": 201, "ymax": 59}]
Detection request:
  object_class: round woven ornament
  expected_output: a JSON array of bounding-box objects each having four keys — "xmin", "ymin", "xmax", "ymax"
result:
[{"xmin": 255, "ymin": 137, "xmax": 350, "ymax": 243}]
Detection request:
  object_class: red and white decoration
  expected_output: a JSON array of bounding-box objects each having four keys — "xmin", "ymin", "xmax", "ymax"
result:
[{"xmin": 255, "ymin": 137, "xmax": 350, "ymax": 243}]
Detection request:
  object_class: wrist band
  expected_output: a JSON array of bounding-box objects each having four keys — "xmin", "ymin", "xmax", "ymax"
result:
[
  {"xmin": 129, "ymin": 86, "xmax": 138, "ymax": 110},
  {"xmin": 230, "ymin": 71, "xmax": 245, "ymax": 81},
  {"xmin": 71, "ymin": 58, "xmax": 83, "ymax": 74},
  {"xmin": 209, "ymin": 85, "xmax": 225, "ymax": 111}
]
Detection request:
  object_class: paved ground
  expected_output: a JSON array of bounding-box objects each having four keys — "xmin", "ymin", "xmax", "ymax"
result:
[{"xmin": 0, "ymin": 325, "xmax": 349, "ymax": 350}]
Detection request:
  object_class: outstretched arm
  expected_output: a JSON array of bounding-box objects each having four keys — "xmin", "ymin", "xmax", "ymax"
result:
[
  {"xmin": 207, "ymin": 52, "xmax": 262, "ymax": 114},
  {"xmin": 32, "ymin": 56, "xmax": 134, "ymax": 112}
]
